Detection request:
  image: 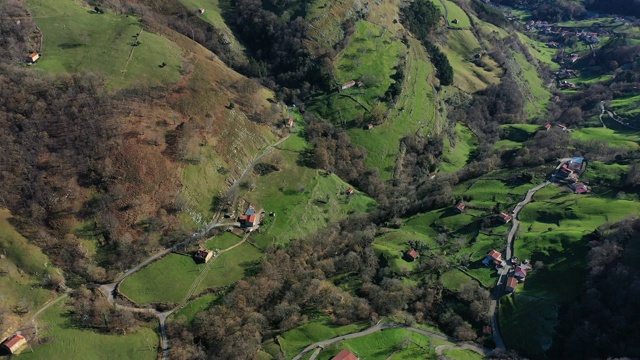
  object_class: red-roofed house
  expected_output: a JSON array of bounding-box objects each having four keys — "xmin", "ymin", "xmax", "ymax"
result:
[
  {"xmin": 366, "ymin": 123, "xmax": 374, "ymax": 130},
  {"xmin": 506, "ymin": 277, "xmax": 518, "ymax": 292},
  {"xmin": 346, "ymin": 188, "xmax": 354, "ymax": 195},
  {"xmin": 287, "ymin": 117, "xmax": 294, "ymax": 127},
  {"xmin": 404, "ymin": 249, "xmax": 419, "ymax": 262},
  {"xmin": 332, "ymin": 349, "xmax": 359, "ymax": 360},
  {"xmin": 455, "ymin": 202, "xmax": 465, "ymax": 213},
  {"xmin": 514, "ymin": 265, "xmax": 528, "ymax": 280},
  {"xmin": 571, "ymin": 181, "xmax": 589, "ymax": 194},
  {"xmin": 543, "ymin": 123, "xmax": 552, "ymax": 131},
  {"xmin": 499, "ymin": 212, "xmax": 512, "ymax": 223},
  {"xmin": 239, "ymin": 214, "xmax": 256, "ymax": 228},
  {"xmin": 1, "ymin": 334, "xmax": 27, "ymax": 354},
  {"xmin": 483, "ymin": 250, "xmax": 504, "ymax": 266}
]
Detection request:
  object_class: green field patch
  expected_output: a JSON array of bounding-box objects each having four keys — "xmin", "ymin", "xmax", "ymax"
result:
[
  {"xmin": 27, "ymin": 0, "xmax": 182, "ymax": 89},
  {"xmin": 441, "ymin": 30, "xmax": 502, "ymax": 93},
  {"xmin": 348, "ymin": 37, "xmax": 437, "ymax": 179},
  {"xmin": 516, "ymin": 32, "xmax": 559, "ymax": 70},
  {"xmin": 439, "ymin": 123, "xmax": 478, "ymax": 173},
  {"xmin": 582, "ymin": 161, "xmax": 628, "ymax": 186},
  {"xmin": 444, "ymin": 0, "xmax": 471, "ymax": 28},
  {"xmin": 441, "ymin": 268, "xmax": 474, "ymax": 291},
  {"xmin": 195, "ymin": 242, "xmax": 262, "ymax": 294},
  {"xmin": 571, "ymin": 127, "xmax": 640, "ymax": 150},
  {"xmin": 204, "ymin": 232, "xmax": 242, "ymax": 250},
  {"xmin": 120, "ymin": 253, "xmax": 201, "ymax": 305},
  {"xmin": 0, "ymin": 209, "xmax": 58, "ymax": 319},
  {"xmin": 512, "ymin": 51, "xmax": 550, "ymax": 117},
  {"xmin": 241, "ymin": 129, "xmax": 375, "ymax": 247},
  {"xmin": 170, "ymin": 293, "xmax": 218, "ymax": 324},
  {"xmin": 275, "ymin": 317, "xmax": 366, "ymax": 358},
  {"xmin": 442, "ymin": 347, "xmax": 484, "ymax": 360},
  {"xmin": 20, "ymin": 301, "xmax": 157, "ymax": 360},
  {"xmin": 493, "ymin": 139, "xmax": 523, "ymax": 150},
  {"xmin": 609, "ymin": 93, "xmax": 640, "ymax": 121},
  {"xmin": 315, "ymin": 328, "xmax": 452, "ymax": 360}
]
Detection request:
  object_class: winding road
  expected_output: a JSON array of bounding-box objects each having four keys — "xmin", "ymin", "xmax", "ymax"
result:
[{"xmin": 291, "ymin": 322, "xmax": 491, "ymax": 360}]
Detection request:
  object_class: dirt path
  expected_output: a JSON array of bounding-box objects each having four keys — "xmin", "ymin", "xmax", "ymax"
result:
[{"xmin": 291, "ymin": 322, "xmax": 491, "ymax": 360}]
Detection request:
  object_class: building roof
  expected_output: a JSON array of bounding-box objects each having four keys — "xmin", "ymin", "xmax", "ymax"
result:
[
  {"xmin": 506, "ymin": 277, "xmax": 518, "ymax": 290},
  {"xmin": 499, "ymin": 212, "xmax": 513, "ymax": 223},
  {"xmin": 332, "ymin": 349, "xmax": 358, "ymax": 360},
  {"xmin": 570, "ymin": 157, "xmax": 584, "ymax": 164},
  {"xmin": 2, "ymin": 334, "xmax": 26, "ymax": 352},
  {"xmin": 245, "ymin": 209, "xmax": 256, "ymax": 215},
  {"xmin": 483, "ymin": 325, "xmax": 492, "ymax": 335},
  {"xmin": 514, "ymin": 266, "xmax": 528, "ymax": 278},
  {"xmin": 455, "ymin": 202, "xmax": 465, "ymax": 211},
  {"xmin": 239, "ymin": 214, "xmax": 248, "ymax": 221},
  {"xmin": 487, "ymin": 250, "xmax": 502, "ymax": 260},
  {"xmin": 347, "ymin": 188, "xmax": 354, "ymax": 194},
  {"xmin": 247, "ymin": 214, "xmax": 256, "ymax": 223},
  {"xmin": 341, "ymin": 80, "xmax": 356, "ymax": 89},
  {"xmin": 406, "ymin": 249, "xmax": 419, "ymax": 259},
  {"xmin": 29, "ymin": 52, "xmax": 39, "ymax": 59},
  {"xmin": 576, "ymin": 188, "xmax": 588, "ymax": 194},
  {"xmin": 544, "ymin": 123, "xmax": 552, "ymax": 129}
]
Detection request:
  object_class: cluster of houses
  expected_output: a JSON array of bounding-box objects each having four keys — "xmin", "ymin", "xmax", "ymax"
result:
[
  {"xmin": 506, "ymin": 261, "xmax": 532, "ymax": 292},
  {"xmin": 554, "ymin": 157, "xmax": 590, "ymax": 194},
  {"xmin": 1, "ymin": 333, "xmax": 27, "ymax": 355}
]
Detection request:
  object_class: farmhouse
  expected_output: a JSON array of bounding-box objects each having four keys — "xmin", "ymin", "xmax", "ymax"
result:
[
  {"xmin": 239, "ymin": 214, "xmax": 256, "ymax": 228},
  {"xmin": 568, "ymin": 157, "xmax": 585, "ymax": 171},
  {"xmin": 1, "ymin": 334, "xmax": 27, "ymax": 354},
  {"xmin": 499, "ymin": 212, "xmax": 512, "ymax": 223},
  {"xmin": 194, "ymin": 246, "xmax": 213, "ymax": 263},
  {"xmin": 454, "ymin": 202, "xmax": 465, "ymax": 213},
  {"xmin": 27, "ymin": 52, "xmax": 39, "ymax": 64},
  {"xmin": 332, "ymin": 349, "xmax": 359, "ymax": 360},
  {"xmin": 483, "ymin": 249, "xmax": 505, "ymax": 266},
  {"xmin": 513, "ymin": 265, "xmax": 529, "ymax": 280},
  {"xmin": 506, "ymin": 277, "xmax": 518, "ymax": 292},
  {"xmin": 404, "ymin": 249, "xmax": 419, "ymax": 262}
]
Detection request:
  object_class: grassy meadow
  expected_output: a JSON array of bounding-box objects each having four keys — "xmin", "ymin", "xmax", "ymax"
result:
[
  {"xmin": 442, "ymin": 30, "xmax": 502, "ymax": 92},
  {"xmin": 195, "ymin": 242, "xmax": 262, "ymax": 294},
  {"xmin": 571, "ymin": 127, "xmax": 640, "ymax": 150},
  {"xmin": 19, "ymin": 301, "xmax": 158, "ymax": 360},
  {"xmin": 315, "ymin": 328, "xmax": 454, "ymax": 360},
  {"xmin": 27, "ymin": 0, "xmax": 182, "ymax": 89},
  {"xmin": 444, "ymin": 0, "xmax": 471, "ymax": 28},
  {"xmin": 439, "ymin": 123, "xmax": 478, "ymax": 173}
]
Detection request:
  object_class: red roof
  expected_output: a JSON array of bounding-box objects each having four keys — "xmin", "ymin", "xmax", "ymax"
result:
[
  {"xmin": 487, "ymin": 250, "xmax": 502, "ymax": 261},
  {"xmin": 544, "ymin": 123, "xmax": 552, "ymax": 129},
  {"xmin": 576, "ymin": 188, "xmax": 588, "ymax": 194},
  {"xmin": 406, "ymin": 249, "xmax": 419, "ymax": 259},
  {"xmin": 347, "ymin": 188, "xmax": 354, "ymax": 194},
  {"xmin": 455, "ymin": 202, "xmax": 465, "ymax": 211},
  {"xmin": 239, "ymin": 215, "xmax": 248, "ymax": 221},
  {"xmin": 514, "ymin": 266, "xmax": 528, "ymax": 278},
  {"xmin": 483, "ymin": 325, "xmax": 492, "ymax": 335},
  {"xmin": 2, "ymin": 334, "xmax": 26, "ymax": 351},
  {"xmin": 506, "ymin": 277, "xmax": 518, "ymax": 290},
  {"xmin": 248, "ymin": 214, "xmax": 256, "ymax": 223},
  {"xmin": 341, "ymin": 80, "xmax": 356, "ymax": 89},
  {"xmin": 332, "ymin": 349, "xmax": 358, "ymax": 360},
  {"xmin": 288, "ymin": 117, "xmax": 294, "ymax": 126},
  {"xmin": 499, "ymin": 212, "xmax": 512, "ymax": 223}
]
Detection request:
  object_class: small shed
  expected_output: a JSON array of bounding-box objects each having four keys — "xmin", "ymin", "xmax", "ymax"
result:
[
  {"xmin": 27, "ymin": 52, "xmax": 39, "ymax": 64},
  {"xmin": 194, "ymin": 246, "xmax": 213, "ymax": 263},
  {"xmin": 287, "ymin": 117, "xmax": 294, "ymax": 128},
  {"xmin": 543, "ymin": 123, "xmax": 552, "ymax": 131},
  {"xmin": 198, "ymin": 8, "xmax": 205, "ymax": 14},
  {"xmin": 340, "ymin": 80, "xmax": 356, "ymax": 91},
  {"xmin": 346, "ymin": 188, "xmax": 354, "ymax": 195},
  {"xmin": 454, "ymin": 202, "xmax": 465, "ymax": 213},
  {"xmin": 499, "ymin": 212, "xmax": 512, "ymax": 223},
  {"xmin": 403, "ymin": 249, "xmax": 419, "ymax": 262},
  {"xmin": 366, "ymin": 123, "xmax": 374, "ymax": 130},
  {"xmin": 1, "ymin": 334, "xmax": 27, "ymax": 354},
  {"xmin": 452, "ymin": 18, "xmax": 459, "ymax": 24}
]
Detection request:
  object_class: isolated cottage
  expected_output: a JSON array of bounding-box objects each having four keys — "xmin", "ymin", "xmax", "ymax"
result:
[
  {"xmin": 543, "ymin": 123, "xmax": 552, "ymax": 131},
  {"xmin": 404, "ymin": 249, "xmax": 419, "ymax": 262},
  {"xmin": 198, "ymin": 8, "xmax": 205, "ymax": 14},
  {"xmin": 287, "ymin": 117, "xmax": 294, "ymax": 128},
  {"xmin": 346, "ymin": 188, "xmax": 354, "ymax": 195},
  {"xmin": 455, "ymin": 202, "xmax": 465, "ymax": 213},
  {"xmin": 27, "ymin": 52, "xmax": 39, "ymax": 64},
  {"xmin": 194, "ymin": 246, "xmax": 213, "ymax": 263},
  {"xmin": 340, "ymin": 80, "xmax": 356, "ymax": 90},
  {"xmin": 332, "ymin": 349, "xmax": 359, "ymax": 360},
  {"xmin": 1, "ymin": 334, "xmax": 27, "ymax": 354}
]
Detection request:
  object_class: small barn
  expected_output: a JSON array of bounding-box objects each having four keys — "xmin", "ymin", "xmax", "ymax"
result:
[
  {"xmin": 454, "ymin": 202, "xmax": 465, "ymax": 213},
  {"xmin": 340, "ymin": 80, "xmax": 356, "ymax": 91},
  {"xmin": 198, "ymin": 8, "xmax": 205, "ymax": 14},
  {"xmin": 287, "ymin": 117, "xmax": 294, "ymax": 128},
  {"xmin": 1, "ymin": 334, "xmax": 27, "ymax": 354},
  {"xmin": 194, "ymin": 246, "xmax": 213, "ymax": 263},
  {"xmin": 403, "ymin": 249, "xmax": 419, "ymax": 262},
  {"xmin": 499, "ymin": 212, "xmax": 512, "ymax": 223},
  {"xmin": 27, "ymin": 52, "xmax": 39, "ymax": 64}
]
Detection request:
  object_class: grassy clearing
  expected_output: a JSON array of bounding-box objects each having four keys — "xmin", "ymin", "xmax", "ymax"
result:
[
  {"xmin": 170, "ymin": 293, "xmax": 218, "ymax": 324},
  {"xmin": 441, "ymin": 268, "xmax": 474, "ymax": 291},
  {"xmin": 204, "ymin": 232, "xmax": 242, "ymax": 250},
  {"xmin": 516, "ymin": 32, "xmax": 559, "ymax": 70},
  {"xmin": 441, "ymin": 30, "xmax": 502, "ymax": 93},
  {"xmin": 609, "ymin": 93, "xmax": 640, "ymax": 120},
  {"xmin": 583, "ymin": 161, "xmax": 629, "ymax": 185},
  {"xmin": 315, "ymin": 328, "xmax": 453, "ymax": 360},
  {"xmin": 444, "ymin": 0, "xmax": 471, "ymax": 28},
  {"xmin": 571, "ymin": 127, "xmax": 640, "ymax": 150},
  {"xmin": 20, "ymin": 301, "xmax": 157, "ymax": 360},
  {"xmin": 241, "ymin": 130, "xmax": 375, "ymax": 248},
  {"xmin": 273, "ymin": 317, "xmax": 366, "ymax": 358},
  {"xmin": 439, "ymin": 123, "xmax": 478, "ymax": 173},
  {"xmin": 512, "ymin": 51, "xmax": 550, "ymax": 117},
  {"xmin": 27, "ymin": 0, "xmax": 182, "ymax": 90},
  {"xmin": 442, "ymin": 348, "xmax": 484, "ymax": 360},
  {"xmin": 120, "ymin": 254, "xmax": 201, "ymax": 305},
  {"xmin": 195, "ymin": 242, "xmax": 262, "ymax": 294}
]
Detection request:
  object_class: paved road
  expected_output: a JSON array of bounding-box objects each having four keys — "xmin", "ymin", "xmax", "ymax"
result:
[
  {"xmin": 291, "ymin": 322, "xmax": 491, "ymax": 360},
  {"xmin": 506, "ymin": 181, "xmax": 550, "ymax": 259}
]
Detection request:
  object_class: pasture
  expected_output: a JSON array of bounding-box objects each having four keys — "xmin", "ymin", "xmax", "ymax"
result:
[
  {"xmin": 27, "ymin": 0, "xmax": 182, "ymax": 89},
  {"xmin": 439, "ymin": 123, "xmax": 478, "ymax": 173},
  {"xmin": 19, "ymin": 301, "xmax": 157, "ymax": 360},
  {"xmin": 571, "ymin": 127, "xmax": 640, "ymax": 150}
]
